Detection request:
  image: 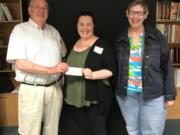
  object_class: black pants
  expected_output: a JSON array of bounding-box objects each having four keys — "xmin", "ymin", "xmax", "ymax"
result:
[{"xmin": 59, "ymin": 103, "xmax": 107, "ymax": 135}]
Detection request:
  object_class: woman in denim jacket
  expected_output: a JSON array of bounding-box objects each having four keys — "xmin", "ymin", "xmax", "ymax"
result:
[{"xmin": 115, "ymin": 0, "xmax": 176, "ymax": 135}]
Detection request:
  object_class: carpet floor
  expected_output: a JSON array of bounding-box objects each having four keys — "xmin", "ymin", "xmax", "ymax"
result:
[{"xmin": 0, "ymin": 119, "xmax": 180, "ymax": 135}]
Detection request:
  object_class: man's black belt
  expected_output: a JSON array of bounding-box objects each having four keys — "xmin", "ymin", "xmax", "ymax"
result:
[{"xmin": 21, "ymin": 81, "xmax": 57, "ymax": 87}]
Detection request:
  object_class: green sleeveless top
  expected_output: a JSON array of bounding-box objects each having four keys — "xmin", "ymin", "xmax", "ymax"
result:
[{"xmin": 65, "ymin": 47, "xmax": 97, "ymax": 107}]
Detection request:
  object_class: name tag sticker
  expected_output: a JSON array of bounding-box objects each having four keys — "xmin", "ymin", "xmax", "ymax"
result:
[{"xmin": 94, "ymin": 46, "xmax": 104, "ymax": 54}]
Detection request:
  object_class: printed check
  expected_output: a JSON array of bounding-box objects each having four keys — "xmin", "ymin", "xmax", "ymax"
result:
[{"xmin": 65, "ymin": 67, "xmax": 83, "ymax": 76}]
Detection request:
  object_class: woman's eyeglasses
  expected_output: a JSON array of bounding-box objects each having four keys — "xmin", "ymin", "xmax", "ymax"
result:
[{"xmin": 128, "ymin": 11, "xmax": 146, "ymax": 16}]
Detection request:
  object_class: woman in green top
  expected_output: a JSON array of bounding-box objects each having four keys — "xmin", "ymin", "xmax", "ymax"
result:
[{"xmin": 65, "ymin": 11, "xmax": 116, "ymax": 135}]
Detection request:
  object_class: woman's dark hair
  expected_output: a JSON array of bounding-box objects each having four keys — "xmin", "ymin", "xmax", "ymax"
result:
[
  {"xmin": 76, "ymin": 11, "xmax": 96, "ymax": 25},
  {"xmin": 127, "ymin": 0, "xmax": 149, "ymax": 13}
]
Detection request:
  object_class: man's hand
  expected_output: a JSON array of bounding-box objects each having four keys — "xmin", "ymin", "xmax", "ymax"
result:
[{"xmin": 49, "ymin": 62, "xmax": 69, "ymax": 74}]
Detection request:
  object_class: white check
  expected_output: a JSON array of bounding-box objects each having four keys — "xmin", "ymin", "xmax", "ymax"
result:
[{"xmin": 65, "ymin": 67, "xmax": 83, "ymax": 76}]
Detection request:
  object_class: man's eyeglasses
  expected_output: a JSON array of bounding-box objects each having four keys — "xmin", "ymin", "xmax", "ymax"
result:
[
  {"xmin": 30, "ymin": 5, "xmax": 49, "ymax": 11},
  {"xmin": 128, "ymin": 11, "xmax": 146, "ymax": 16}
]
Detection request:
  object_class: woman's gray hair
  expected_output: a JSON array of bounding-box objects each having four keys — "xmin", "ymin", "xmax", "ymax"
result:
[{"xmin": 127, "ymin": 0, "xmax": 149, "ymax": 13}]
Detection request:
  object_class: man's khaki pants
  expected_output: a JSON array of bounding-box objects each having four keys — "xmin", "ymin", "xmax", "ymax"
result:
[{"xmin": 18, "ymin": 83, "xmax": 63, "ymax": 135}]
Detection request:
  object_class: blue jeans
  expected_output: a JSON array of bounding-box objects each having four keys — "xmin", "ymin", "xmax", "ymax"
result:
[{"xmin": 116, "ymin": 92, "xmax": 167, "ymax": 135}]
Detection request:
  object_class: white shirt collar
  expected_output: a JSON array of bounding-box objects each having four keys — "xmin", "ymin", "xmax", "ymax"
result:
[{"xmin": 28, "ymin": 18, "xmax": 47, "ymax": 30}]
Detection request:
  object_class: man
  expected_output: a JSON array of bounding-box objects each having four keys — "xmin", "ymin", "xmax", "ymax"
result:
[{"xmin": 6, "ymin": 0, "xmax": 68, "ymax": 134}]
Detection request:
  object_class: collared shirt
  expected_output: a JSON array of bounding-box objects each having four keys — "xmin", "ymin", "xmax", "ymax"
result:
[{"xmin": 6, "ymin": 18, "xmax": 65, "ymax": 84}]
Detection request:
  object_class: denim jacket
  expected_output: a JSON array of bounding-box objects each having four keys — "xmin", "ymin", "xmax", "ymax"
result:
[{"xmin": 115, "ymin": 26, "xmax": 176, "ymax": 101}]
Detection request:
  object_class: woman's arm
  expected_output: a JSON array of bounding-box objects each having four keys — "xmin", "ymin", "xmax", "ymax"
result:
[{"xmin": 82, "ymin": 68, "xmax": 112, "ymax": 80}]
